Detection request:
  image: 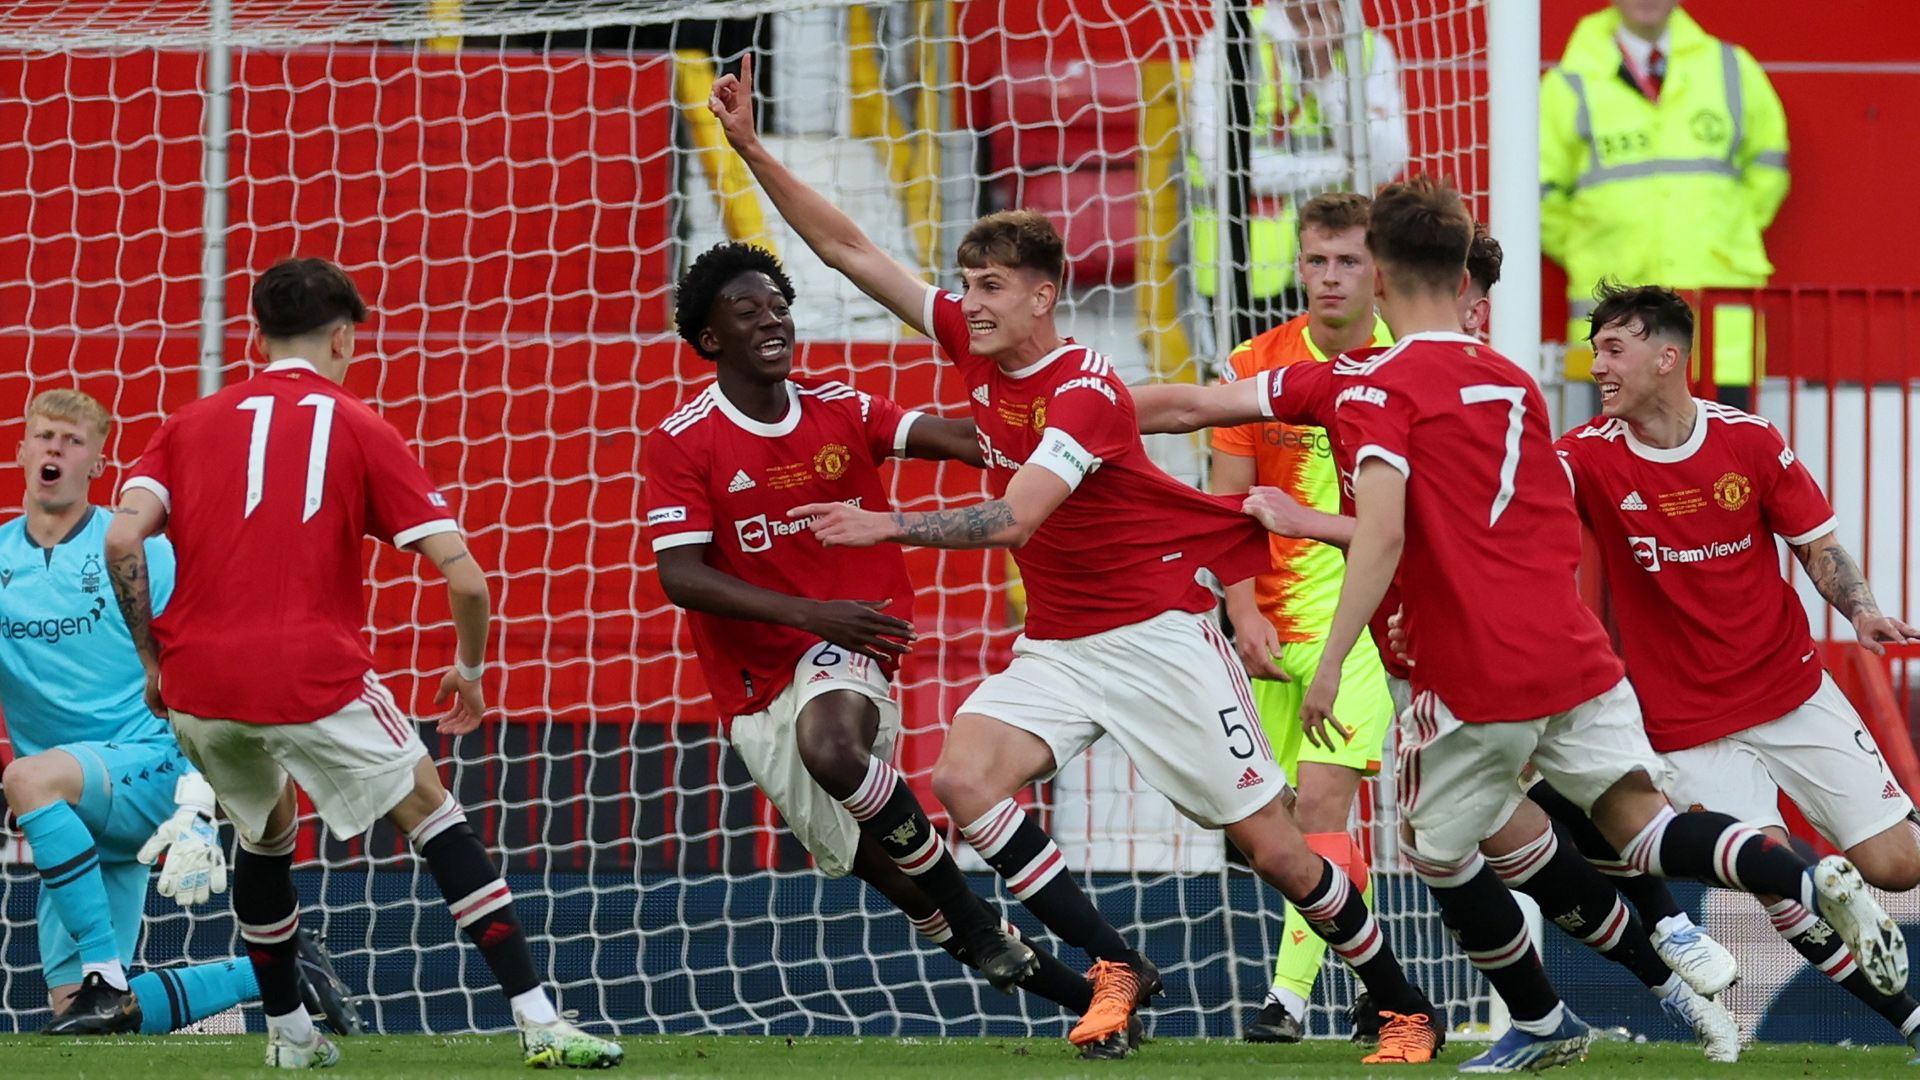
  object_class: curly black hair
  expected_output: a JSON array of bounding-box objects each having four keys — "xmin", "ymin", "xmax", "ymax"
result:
[{"xmin": 673, "ymin": 242, "xmax": 796, "ymax": 360}]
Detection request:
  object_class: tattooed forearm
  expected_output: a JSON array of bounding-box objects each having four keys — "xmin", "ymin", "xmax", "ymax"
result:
[
  {"xmin": 1803, "ymin": 536, "xmax": 1878, "ymax": 620},
  {"xmin": 107, "ymin": 550, "xmax": 159, "ymax": 665},
  {"xmin": 890, "ymin": 500, "xmax": 1019, "ymax": 548}
]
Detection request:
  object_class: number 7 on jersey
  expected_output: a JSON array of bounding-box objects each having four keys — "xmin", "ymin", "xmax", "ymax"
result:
[{"xmin": 1459, "ymin": 384, "xmax": 1525, "ymax": 526}]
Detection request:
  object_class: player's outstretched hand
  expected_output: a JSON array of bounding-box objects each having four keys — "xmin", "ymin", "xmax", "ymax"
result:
[
  {"xmin": 1299, "ymin": 664, "xmax": 1352, "ymax": 752},
  {"xmin": 790, "ymin": 502, "xmax": 893, "ymax": 548},
  {"xmin": 1226, "ymin": 605, "xmax": 1288, "ymax": 682},
  {"xmin": 1852, "ymin": 611, "xmax": 1920, "ymax": 656},
  {"xmin": 708, "ymin": 52, "xmax": 760, "ymax": 148},
  {"xmin": 802, "ymin": 599, "xmax": 917, "ymax": 664},
  {"xmin": 137, "ymin": 773, "xmax": 228, "ymax": 908},
  {"xmin": 435, "ymin": 669, "xmax": 485, "ymax": 736},
  {"xmin": 1243, "ymin": 486, "xmax": 1313, "ymax": 538},
  {"xmin": 1384, "ymin": 605, "xmax": 1415, "ymax": 668}
]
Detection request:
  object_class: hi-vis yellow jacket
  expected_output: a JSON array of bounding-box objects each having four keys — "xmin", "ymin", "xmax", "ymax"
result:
[{"xmin": 1542, "ymin": 8, "xmax": 1788, "ymax": 378}]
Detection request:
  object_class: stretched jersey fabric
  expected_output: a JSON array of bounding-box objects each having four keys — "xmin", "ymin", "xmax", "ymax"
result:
[
  {"xmin": 1557, "ymin": 400, "xmax": 1835, "ymax": 751},
  {"xmin": 123, "ymin": 358, "xmax": 459, "ymax": 725},
  {"xmin": 644, "ymin": 377, "xmax": 921, "ymax": 719},
  {"xmin": 922, "ymin": 286, "xmax": 1269, "ymax": 639},
  {"xmin": 1260, "ymin": 358, "xmax": 1409, "ymax": 679},
  {"xmin": 1212, "ymin": 312, "xmax": 1392, "ymax": 642},
  {"xmin": 1326, "ymin": 332, "xmax": 1623, "ymax": 721},
  {"xmin": 0, "ymin": 508, "xmax": 176, "ymax": 757}
]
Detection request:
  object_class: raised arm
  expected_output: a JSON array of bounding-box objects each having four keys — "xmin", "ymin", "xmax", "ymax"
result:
[
  {"xmin": 1132, "ymin": 378, "xmax": 1267, "ymax": 434},
  {"xmin": 654, "ymin": 544, "xmax": 915, "ymax": 663},
  {"xmin": 1793, "ymin": 531, "xmax": 1920, "ymax": 655},
  {"xmin": 405, "ymin": 530, "xmax": 492, "ymax": 734},
  {"xmin": 710, "ymin": 55, "xmax": 932, "ymax": 333}
]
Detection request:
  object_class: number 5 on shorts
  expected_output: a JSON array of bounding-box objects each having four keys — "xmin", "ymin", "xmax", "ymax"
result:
[{"xmin": 1218, "ymin": 706, "xmax": 1256, "ymax": 760}]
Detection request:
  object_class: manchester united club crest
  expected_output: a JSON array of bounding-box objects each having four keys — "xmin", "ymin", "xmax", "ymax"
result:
[
  {"xmin": 1712, "ymin": 471, "xmax": 1751, "ymax": 511},
  {"xmin": 1031, "ymin": 396, "xmax": 1047, "ymax": 432},
  {"xmin": 813, "ymin": 442, "xmax": 850, "ymax": 480}
]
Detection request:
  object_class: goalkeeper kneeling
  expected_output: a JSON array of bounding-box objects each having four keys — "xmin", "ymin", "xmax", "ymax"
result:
[{"xmin": 0, "ymin": 388, "xmax": 359, "ymax": 1036}]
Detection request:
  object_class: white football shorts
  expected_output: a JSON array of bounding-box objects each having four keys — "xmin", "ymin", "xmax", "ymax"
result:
[
  {"xmin": 957, "ymin": 608, "xmax": 1287, "ymax": 828},
  {"xmin": 1661, "ymin": 672, "xmax": 1913, "ymax": 851},
  {"xmin": 728, "ymin": 640, "xmax": 901, "ymax": 878}
]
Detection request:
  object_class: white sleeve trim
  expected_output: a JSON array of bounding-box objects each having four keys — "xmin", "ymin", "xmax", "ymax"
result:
[
  {"xmin": 650, "ymin": 531, "xmax": 714, "ymax": 552},
  {"xmin": 393, "ymin": 519, "xmax": 461, "ymax": 547},
  {"xmin": 1560, "ymin": 455, "xmax": 1577, "ymax": 493},
  {"xmin": 1783, "ymin": 516, "xmax": 1838, "ymax": 547},
  {"xmin": 893, "ymin": 411, "xmax": 924, "ymax": 457},
  {"xmin": 1027, "ymin": 427, "xmax": 1101, "ymax": 492},
  {"xmin": 1258, "ymin": 369, "xmax": 1277, "ymax": 419},
  {"xmin": 1355, "ymin": 445, "xmax": 1411, "ymax": 478},
  {"xmin": 919, "ymin": 284, "xmax": 940, "ymax": 337},
  {"xmin": 121, "ymin": 476, "xmax": 171, "ymax": 513}
]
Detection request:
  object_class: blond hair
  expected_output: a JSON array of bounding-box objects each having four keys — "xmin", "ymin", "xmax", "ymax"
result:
[{"xmin": 27, "ymin": 389, "xmax": 111, "ymax": 440}]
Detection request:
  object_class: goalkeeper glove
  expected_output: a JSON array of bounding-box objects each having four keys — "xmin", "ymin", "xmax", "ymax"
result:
[{"xmin": 137, "ymin": 772, "xmax": 229, "ymax": 907}]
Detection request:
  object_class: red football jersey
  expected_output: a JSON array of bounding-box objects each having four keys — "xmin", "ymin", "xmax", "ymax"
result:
[
  {"xmin": 921, "ymin": 287, "xmax": 1269, "ymax": 639},
  {"xmin": 1261, "ymin": 360, "xmax": 1410, "ymax": 679},
  {"xmin": 644, "ymin": 377, "xmax": 920, "ymax": 718},
  {"xmin": 1557, "ymin": 401, "xmax": 1836, "ymax": 751},
  {"xmin": 1326, "ymin": 333, "xmax": 1623, "ymax": 722},
  {"xmin": 123, "ymin": 359, "xmax": 459, "ymax": 724}
]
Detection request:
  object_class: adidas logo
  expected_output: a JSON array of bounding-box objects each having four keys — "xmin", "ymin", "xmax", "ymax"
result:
[
  {"xmin": 807, "ymin": 670, "xmax": 834, "ymax": 684},
  {"xmin": 1235, "ymin": 767, "xmax": 1264, "ymax": 790},
  {"xmin": 1885, "ymin": 780, "xmax": 1904, "ymax": 801},
  {"xmin": 971, "ymin": 385, "xmax": 991, "ymax": 407},
  {"xmin": 1619, "ymin": 490, "xmax": 1647, "ymax": 511},
  {"xmin": 727, "ymin": 470, "xmax": 755, "ymax": 493}
]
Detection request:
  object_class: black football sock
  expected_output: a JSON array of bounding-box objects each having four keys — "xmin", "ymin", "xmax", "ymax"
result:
[
  {"xmin": 1768, "ymin": 899, "xmax": 1920, "ymax": 1039},
  {"xmin": 843, "ymin": 757, "xmax": 1001, "ymax": 937},
  {"xmin": 233, "ymin": 821, "xmax": 304, "ymax": 1019},
  {"xmin": 409, "ymin": 795, "xmax": 539, "ymax": 999},
  {"xmin": 959, "ymin": 797, "xmax": 1136, "ymax": 964},
  {"xmin": 1488, "ymin": 821, "xmax": 1674, "ymax": 991},
  {"xmin": 1291, "ymin": 856, "xmax": 1428, "ymax": 1015},
  {"xmin": 1621, "ymin": 806, "xmax": 1815, "ymax": 909},
  {"xmin": 1528, "ymin": 779, "xmax": 1685, "ymax": 924},
  {"xmin": 908, "ymin": 909, "xmax": 1093, "ymax": 1013},
  {"xmin": 1410, "ymin": 848, "xmax": 1565, "ymax": 1031}
]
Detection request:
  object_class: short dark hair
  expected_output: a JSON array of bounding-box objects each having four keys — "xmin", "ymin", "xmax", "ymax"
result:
[
  {"xmin": 957, "ymin": 210, "xmax": 1066, "ymax": 285},
  {"xmin": 1586, "ymin": 281, "xmax": 1694, "ymax": 346},
  {"xmin": 251, "ymin": 258, "xmax": 367, "ymax": 339},
  {"xmin": 1466, "ymin": 223, "xmax": 1503, "ymax": 296},
  {"xmin": 1298, "ymin": 191, "xmax": 1371, "ymax": 236},
  {"xmin": 673, "ymin": 242, "xmax": 796, "ymax": 360},
  {"xmin": 1366, "ymin": 176, "xmax": 1472, "ymax": 294}
]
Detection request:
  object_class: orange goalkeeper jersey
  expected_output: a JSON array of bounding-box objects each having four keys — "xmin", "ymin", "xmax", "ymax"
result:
[{"xmin": 1211, "ymin": 312, "xmax": 1392, "ymax": 642}]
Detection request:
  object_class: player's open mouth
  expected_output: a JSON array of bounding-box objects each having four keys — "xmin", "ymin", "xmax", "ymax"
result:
[
  {"xmin": 968, "ymin": 321, "xmax": 995, "ymax": 335},
  {"xmin": 754, "ymin": 337, "xmax": 787, "ymax": 358},
  {"xmin": 1599, "ymin": 383, "xmax": 1621, "ymax": 403},
  {"xmin": 38, "ymin": 463, "xmax": 60, "ymax": 483}
]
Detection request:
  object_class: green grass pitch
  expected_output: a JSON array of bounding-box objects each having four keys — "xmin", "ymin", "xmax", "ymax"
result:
[{"xmin": 0, "ymin": 1034, "xmax": 1907, "ymax": 1079}]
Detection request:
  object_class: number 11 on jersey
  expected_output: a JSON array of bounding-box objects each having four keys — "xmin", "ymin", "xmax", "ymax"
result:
[{"xmin": 237, "ymin": 393, "xmax": 337, "ymax": 521}]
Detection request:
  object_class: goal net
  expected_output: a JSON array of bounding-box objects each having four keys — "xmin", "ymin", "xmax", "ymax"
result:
[{"xmin": 0, "ymin": 0, "xmax": 1499, "ymax": 1039}]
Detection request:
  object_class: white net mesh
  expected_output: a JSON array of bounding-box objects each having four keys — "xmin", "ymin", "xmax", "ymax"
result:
[{"xmin": 0, "ymin": 0, "xmax": 1493, "ymax": 1037}]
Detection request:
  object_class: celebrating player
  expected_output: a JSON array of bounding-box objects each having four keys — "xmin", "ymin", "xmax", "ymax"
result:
[
  {"xmin": 644, "ymin": 242, "xmax": 1109, "ymax": 1039},
  {"xmin": 711, "ymin": 54, "xmax": 1447, "ymax": 1065},
  {"xmin": 1560, "ymin": 282, "xmax": 1920, "ymax": 1055},
  {"xmin": 1205, "ymin": 191, "xmax": 1397, "ymax": 1045},
  {"xmin": 1133, "ymin": 226, "xmax": 1745, "ymax": 1062},
  {"xmin": 0, "ymin": 389, "xmax": 356, "ymax": 1037},
  {"xmin": 104, "ymin": 259, "xmax": 623, "ymax": 1070},
  {"xmin": 1294, "ymin": 177, "xmax": 1900, "ymax": 1071}
]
